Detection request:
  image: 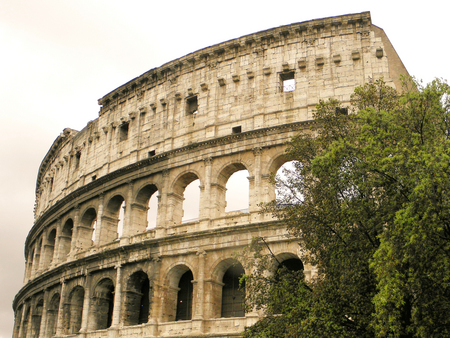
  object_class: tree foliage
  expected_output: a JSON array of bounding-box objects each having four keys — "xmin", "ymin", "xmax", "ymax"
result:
[{"xmin": 243, "ymin": 78, "xmax": 450, "ymax": 337}]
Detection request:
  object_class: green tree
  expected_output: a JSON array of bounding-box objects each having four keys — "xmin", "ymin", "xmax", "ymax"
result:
[{"xmin": 243, "ymin": 78, "xmax": 450, "ymax": 337}]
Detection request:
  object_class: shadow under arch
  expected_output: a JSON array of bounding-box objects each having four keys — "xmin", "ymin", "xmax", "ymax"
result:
[
  {"xmin": 124, "ymin": 270, "xmax": 151, "ymax": 326},
  {"xmin": 58, "ymin": 218, "xmax": 73, "ymax": 263},
  {"xmin": 210, "ymin": 258, "xmax": 245, "ymax": 318},
  {"xmin": 65, "ymin": 285, "xmax": 84, "ymax": 334},
  {"xmin": 78, "ymin": 208, "xmax": 97, "ymax": 250},
  {"xmin": 88, "ymin": 278, "xmax": 115, "ymax": 331},
  {"xmin": 133, "ymin": 183, "xmax": 159, "ymax": 232},
  {"xmin": 162, "ymin": 264, "xmax": 195, "ymax": 322},
  {"xmin": 170, "ymin": 172, "xmax": 201, "ymax": 224}
]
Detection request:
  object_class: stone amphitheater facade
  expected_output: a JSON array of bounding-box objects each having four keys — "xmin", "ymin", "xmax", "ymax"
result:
[{"xmin": 12, "ymin": 12, "xmax": 408, "ymax": 338}]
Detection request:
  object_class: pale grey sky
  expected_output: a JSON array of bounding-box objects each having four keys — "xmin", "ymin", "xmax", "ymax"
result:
[{"xmin": 1, "ymin": 1, "xmax": 448, "ymax": 337}]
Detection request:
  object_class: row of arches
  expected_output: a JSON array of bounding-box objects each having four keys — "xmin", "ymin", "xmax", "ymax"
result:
[
  {"xmin": 25, "ymin": 157, "xmax": 297, "ymax": 282},
  {"xmin": 15, "ymin": 253, "xmax": 303, "ymax": 338}
]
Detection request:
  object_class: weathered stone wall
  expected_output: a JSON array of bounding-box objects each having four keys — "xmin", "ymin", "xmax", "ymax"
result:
[{"xmin": 13, "ymin": 12, "xmax": 408, "ymax": 338}]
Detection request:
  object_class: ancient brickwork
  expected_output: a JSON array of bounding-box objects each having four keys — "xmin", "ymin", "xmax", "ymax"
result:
[{"xmin": 13, "ymin": 12, "xmax": 408, "ymax": 338}]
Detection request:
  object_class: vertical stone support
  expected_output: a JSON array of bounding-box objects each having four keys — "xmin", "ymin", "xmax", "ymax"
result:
[
  {"xmin": 16, "ymin": 304, "xmax": 27, "ymax": 338},
  {"xmin": 199, "ymin": 157, "xmax": 212, "ymax": 221},
  {"xmin": 157, "ymin": 170, "xmax": 170, "ymax": 231},
  {"xmin": 249, "ymin": 147, "xmax": 262, "ymax": 213},
  {"xmin": 166, "ymin": 193, "xmax": 184, "ymax": 226},
  {"xmin": 79, "ymin": 273, "xmax": 91, "ymax": 333},
  {"xmin": 52, "ymin": 218, "xmax": 62, "ymax": 266},
  {"xmin": 56, "ymin": 280, "xmax": 66, "ymax": 335},
  {"xmin": 70, "ymin": 206, "xmax": 80, "ymax": 257},
  {"xmin": 93, "ymin": 194, "xmax": 105, "ymax": 247},
  {"xmin": 122, "ymin": 181, "xmax": 134, "ymax": 238},
  {"xmin": 210, "ymin": 183, "xmax": 227, "ymax": 219},
  {"xmin": 111, "ymin": 264, "xmax": 122, "ymax": 327},
  {"xmin": 37, "ymin": 289, "xmax": 49, "ymax": 338},
  {"xmin": 192, "ymin": 250, "xmax": 206, "ymax": 333}
]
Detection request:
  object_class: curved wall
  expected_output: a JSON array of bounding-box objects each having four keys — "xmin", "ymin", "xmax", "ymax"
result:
[{"xmin": 13, "ymin": 12, "xmax": 408, "ymax": 338}]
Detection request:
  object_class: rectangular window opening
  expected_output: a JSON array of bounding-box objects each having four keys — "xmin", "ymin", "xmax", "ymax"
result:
[
  {"xmin": 148, "ymin": 150, "xmax": 156, "ymax": 157},
  {"xmin": 119, "ymin": 123, "xmax": 129, "ymax": 141},
  {"xmin": 186, "ymin": 96, "xmax": 198, "ymax": 115},
  {"xmin": 232, "ymin": 126, "xmax": 242, "ymax": 134},
  {"xmin": 280, "ymin": 71, "xmax": 295, "ymax": 92}
]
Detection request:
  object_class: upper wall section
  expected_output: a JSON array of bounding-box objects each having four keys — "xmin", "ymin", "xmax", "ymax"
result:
[{"xmin": 34, "ymin": 11, "xmax": 408, "ymax": 221}]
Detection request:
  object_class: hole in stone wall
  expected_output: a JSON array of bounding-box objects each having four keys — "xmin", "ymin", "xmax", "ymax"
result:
[
  {"xmin": 182, "ymin": 179, "xmax": 200, "ymax": 223},
  {"xmin": 119, "ymin": 123, "xmax": 129, "ymax": 141},
  {"xmin": 186, "ymin": 95, "xmax": 198, "ymax": 115},
  {"xmin": 232, "ymin": 126, "xmax": 241, "ymax": 134},
  {"xmin": 280, "ymin": 71, "xmax": 295, "ymax": 92},
  {"xmin": 225, "ymin": 170, "xmax": 249, "ymax": 213},
  {"xmin": 221, "ymin": 264, "xmax": 245, "ymax": 318},
  {"xmin": 147, "ymin": 193, "xmax": 158, "ymax": 229},
  {"xmin": 176, "ymin": 270, "xmax": 193, "ymax": 321}
]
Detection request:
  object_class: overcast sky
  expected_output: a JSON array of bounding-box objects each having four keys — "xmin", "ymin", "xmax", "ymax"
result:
[{"xmin": 0, "ymin": 1, "xmax": 448, "ymax": 337}]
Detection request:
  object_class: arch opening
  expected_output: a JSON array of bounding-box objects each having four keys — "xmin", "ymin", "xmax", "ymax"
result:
[
  {"xmin": 275, "ymin": 160, "xmax": 303, "ymax": 205},
  {"xmin": 176, "ymin": 270, "xmax": 193, "ymax": 321},
  {"xmin": 90, "ymin": 278, "xmax": 114, "ymax": 330},
  {"xmin": 221, "ymin": 263, "xmax": 245, "ymax": 318},
  {"xmin": 124, "ymin": 271, "xmax": 150, "ymax": 326},
  {"xmin": 134, "ymin": 184, "xmax": 158, "ymax": 232},
  {"xmin": 66, "ymin": 286, "xmax": 84, "ymax": 334},
  {"xmin": 30, "ymin": 300, "xmax": 43, "ymax": 338},
  {"xmin": 59, "ymin": 219, "xmax": 73, "ymax": 262},
  {"xmin": 225, "ymin": 170, "xmax": 249, "ymax": 213},
  {"xmin": 46, "ymin": 294, "xmax": 60, "ymax": 338},
  {"xmin": 79, "ymin": 208, "xmax": 97, "ymax": 250}
]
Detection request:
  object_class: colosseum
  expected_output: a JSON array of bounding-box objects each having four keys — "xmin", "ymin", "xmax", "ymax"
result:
[{"xmin": 12, "ymin": 12, "xmax": 408, "ymax": 338}]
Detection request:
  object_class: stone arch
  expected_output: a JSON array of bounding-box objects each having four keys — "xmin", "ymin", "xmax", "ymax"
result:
[
  {"xmin": 210, "ymin": 258, "xmax": 245, "ymax": 318},
  {"xmin": 26, "ymin": 247, "xmax": 35, "ymax": 280},
  {"xmin": 65, "ymin": 285, "xmax": 84, "ymax": 334},
  {"xmin": 78, "ymin": 207, "xmax": 97, "ymax": 250},
  {"xmin": 123, "ymin": 270, "xmax": 150, "ymax": 326},
  {"xmin": 33, "ymin": 238, "xmax": 43, "ymax": 275},
  {"xmin": 214, "ymin": 162, "xmax": 249, "ymax": 217},
  {"xmin": 100, "ymin": 194, "xmax": 125, "ymax": 244},
  {"xmin": 46, "ymin": 293, "xmax": 60, "ymax": 338},
  {"xmin": 43, "ymin": 228, "xmax": 57, "ymax": 266},
  {"xmin": 58, "ymin": 218, "xmax": 73, "ymax": 262},
  {"xmin": 267, "ymin": 154, "xmax": 302, "ymax": 204},
  {"xmin": 162, "ymin": 264, "xmax": 195, "ymax": 322},
  {"xmin": 131, "ymin": 183, "xmax": 159, "ymax": 233},
  {"xmin": 89, "ymin": 278, "xmax": 115, "ymax": 330},
  {"xmin": 30, "ymin": 298, "xmax": 43, "ymax": 338},
  {"xmin": 170, "ymin": 172, "xmax": 201, "ymax": 225}
]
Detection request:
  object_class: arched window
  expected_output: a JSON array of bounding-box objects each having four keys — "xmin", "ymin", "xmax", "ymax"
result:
[
  {"xmin": 45, "ymin": 229, "xmax": 57, "ymax": 266},
  {"xmin": 46, "ymin": 294, "xmax": 60, "ymax": 337},
  {"xmin": 30, "ymin": 299, "xmax": 43, "ymax": 338},
  {"xmin": 176, "ymin": 270, "xmax": 193, "ymax": 321},
  {"xmin": 59, "ymin": 219, "xmax": 73, "ymax": 262},
  {"xmin": 79, "ymin": 208, "xmax": 97, "ymax": 250},
  {"xmin": 221, "ymin": 263, "xmax": 245, "ymax": 318},
  {"xmin": 133, "ymin": 184, "xmax": 159, "ymax": 233},
  {"xmin": 13, "ymin": 305, "xmax": 23, "ymax": 338},
  {"xmin": 275, "ymin": 160, "xmax": 303, "ymax": 204},
  {"xmin": 102, "ymin": 195, "xmax": 125, "ymax": 244},
  {"xmin": 124, "ymin": 271, "xmax": 150, "ymax": 326},
  {"xmin": 182, "ymin": 179, "xmax": 200, "ymax": 223},
  {"xmin": 67, "ymin": 286, "xmax": 84, "ymax": 334},
  {"xmin": 90, "ymin": 279, "xmax": 114, "ymax": 330},
  {"xmin": 225, "ymin": 170, "xmax": 249, "ymax": 213},
  {"xmin": 272, "ymin": 256, "xmax": 304, "ymax": 314}
]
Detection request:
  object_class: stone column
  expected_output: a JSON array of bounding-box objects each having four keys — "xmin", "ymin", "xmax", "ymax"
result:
[
  {"xmin": 111, "ymin": 264, "xmax": 123, "ymax": 327},
  {"xmin": 93, "ymin": 194, "xmax": 105, "ymax": 247},
  {"xmin": 69, "ymin": 206, "xmax": 80, "ymax": 257},
  {"xmin": 156, "ymin": 170, "xmax": 170, "ymax": 233},
  {"xmin": 37, "ymin": 289, "xmax": 49, "ymax": 338},
  {"xmin": 51, "ymin": 218, "xmax": 62, "ymax": 267},
  {"xmin": 199, "ymin": 157, "xmax": 212, "ymax": 221},
  {"xmin": 56, "ymin": 279, "xmax": 67, "ymax": 335},
  {"xmin": 79, "ymin": 272, "xmax": 92, "ymax": 333},
  {"xmin": 121, "ymin": 181, "xmax": 134, "ymax": 239},
  {"xmin": 249, "ymin": 147, "xmax": 262, "ymax": 213},
  {"xmin": 16, "ymin": 304, "xmax": 27, "ymax": 338},
  {"xmin": 193, "ymin": 250, "xmax": 206, "ymax": 320}
]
